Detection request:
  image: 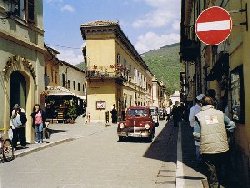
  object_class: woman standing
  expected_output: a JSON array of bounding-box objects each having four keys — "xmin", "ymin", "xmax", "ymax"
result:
[{"xmin": 31, "ymin": 104, "xmax": 46, "ymax": 143}]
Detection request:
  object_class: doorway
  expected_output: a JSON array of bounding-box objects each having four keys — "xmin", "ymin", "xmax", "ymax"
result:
[{"xmin": 10, "ymin": 71, "xmax": 26, "ymax": 114}]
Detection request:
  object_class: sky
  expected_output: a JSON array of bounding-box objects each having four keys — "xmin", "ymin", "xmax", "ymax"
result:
[{"xmin": 44, "ymin": 0, "xmax": 181, "ymax": 65}]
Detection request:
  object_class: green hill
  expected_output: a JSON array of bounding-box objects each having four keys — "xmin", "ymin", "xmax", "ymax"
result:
[
  {"xmin": 75, "ymin": 62, "xmax": 86, "ymax": 70},
  {"xmin": 142, "ymin": 43, "xmax": 182, "ymax": 95}
]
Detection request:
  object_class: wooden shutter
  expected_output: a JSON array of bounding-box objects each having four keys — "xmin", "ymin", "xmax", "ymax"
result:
[{"xmin": 27, "ymin": 0, "xmax": 34, "ymax": 22}]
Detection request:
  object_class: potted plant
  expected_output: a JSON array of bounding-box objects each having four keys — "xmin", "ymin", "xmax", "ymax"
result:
[{"xmin": 66, "ymin": 103, "xmax": 78, "ymax": 123}]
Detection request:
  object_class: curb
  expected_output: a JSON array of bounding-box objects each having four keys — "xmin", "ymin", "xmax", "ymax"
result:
[
  {"xmin": 176, "ymin": 125, "xmax": 208, "ymax": 188},
  {"xmin": 15, "ymin": 138, "xmax": 75, "ymax": 158}
]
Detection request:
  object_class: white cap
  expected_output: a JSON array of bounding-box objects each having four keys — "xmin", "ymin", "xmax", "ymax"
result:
[{"xmin": 196, "ymin": 94, "xmax": 205, "ymax": 101}]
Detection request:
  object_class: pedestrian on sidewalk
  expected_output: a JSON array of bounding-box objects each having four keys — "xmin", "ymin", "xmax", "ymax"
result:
[
  {"xmin": 207, "ymin": 89, "xmax": 218, "ymax": 109},
  {"xmin": 31, "ymin": 104, "xmax": 46, "ymax": 144},
  {"xmin": 193, "ymin": 96, "xmax": 235, "ymax": 188},
  {"xmin": 165, "ymin": 105, "xmax": 171, "ymax": 121},
  {"xmin": 189, "ymin": 94, "xmax": 204, "ymax": 162},
  {"xmin": 10, "ymin": 104, "xmax": 27, "ymax": 149},
  {"xmin": 110, "ymin": 104, "xmax": 118, "ymax": 124},
  {"xmin": 171, "ymin": 101, "xmax": 182, "ymax": 127}
]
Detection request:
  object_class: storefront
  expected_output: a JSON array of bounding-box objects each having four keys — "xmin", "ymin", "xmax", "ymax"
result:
[{"xmin": 44, "ymin": 86, "xmax": 86, "ymax": 123}]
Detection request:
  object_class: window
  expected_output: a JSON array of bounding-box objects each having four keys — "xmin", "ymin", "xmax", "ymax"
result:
[
  {"xmin": 5, "ymin": 0, "xmax": 35, "ymax": 22},
  {"xmin": 62, "ymin": 74, "xmax": 66, "ymax": 87},
  {"xmin": 67, "ymin": 80, "xmax": 70, "ymax": 89},
  {"xmin": 73, "ymin": 81, "xmax": 76, "ymax": 90},
  {"xmin": 230, "ymin": 65, "xmax": 245, "ymax": 123},
  {"xmin": 27, "ymin": 0, "xmax": 35, "ymax": 22},
  {"xmin": 55, "ymin": 71, "xmax": 57, "ymax": 84},
  {"xmin": 51, "ymin": 68, "xmax": 53, "ymax": 82},
  {"xmin": 117, "ymin": 54, "xmax": 121, "ymax": 64},
  {"xmin": 134, "ymin": 69, "xmax": 137, "ymax": 83},
  {"xmin": 83, "ymin": 84, "xmax": 85, "ymax": 93},
  {"xmin": 78, "ymin": 83, "xmax": 80, "ymax": 91}
]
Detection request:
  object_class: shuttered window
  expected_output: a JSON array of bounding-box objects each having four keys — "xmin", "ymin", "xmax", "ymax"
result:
[
  {"xmin": 27, "ymin": 0, "xmax": 34, "ymax": 23},
  {"xmin": 4, "ymin": 0, "xmax": 35, "ymax": 23}
]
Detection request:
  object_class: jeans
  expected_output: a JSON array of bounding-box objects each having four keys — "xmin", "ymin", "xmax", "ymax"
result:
[
  {"xmin": 35, "ymin": 123, "xmax": 43, "ymax": 143},
  {"xmin": 202, "ymin": 152, "xmax": 230, "ymax": 187},
  {"xmin": 12, "ymin": 126, "xmax": 26, "ymax": 148},
  {"xmin": 195, "ymin": 145, "xmax": 202, "ymax": 162}
]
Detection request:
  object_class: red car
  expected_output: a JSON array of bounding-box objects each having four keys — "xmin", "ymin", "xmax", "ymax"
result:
[{"xmin": 117, "ymin": 106, "xmax": 155, "ymax": 142}]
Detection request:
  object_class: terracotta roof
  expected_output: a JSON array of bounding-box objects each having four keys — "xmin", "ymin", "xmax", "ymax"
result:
[{"xmin": 81, "ymin": 20, "xmax": 119, "ymax": 27}]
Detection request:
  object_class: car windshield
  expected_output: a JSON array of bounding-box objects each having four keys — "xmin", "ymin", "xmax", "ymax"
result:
[{"xmin": 127, "ymin": 109, "xmax": 147, "ymax": 117}]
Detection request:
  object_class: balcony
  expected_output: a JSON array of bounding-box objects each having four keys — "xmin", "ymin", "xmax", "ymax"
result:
[{"xmin": 86, "ymin": 65, "xmax": 129, "ymax": 84}]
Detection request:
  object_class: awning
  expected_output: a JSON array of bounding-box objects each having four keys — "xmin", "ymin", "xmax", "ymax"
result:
[
  {"xmin": 77, "ymin": 95, "xmax": 86, "ymax": 100},
  {"xmin": 45, "ymin": 86, "xmax": 76, "ymax": 96}
]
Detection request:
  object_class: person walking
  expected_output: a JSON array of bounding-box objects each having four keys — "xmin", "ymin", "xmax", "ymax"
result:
[
  {"xmin": 165, "ymin": 106, "xmax": 171, "ymax": 121},
  {"xmin": 31, "ymin": 104, "xmax": 46, "ymax": 143},
  {"xmin": 171, "ymin": 101, "xmax": 182, "ymax": 127},
  {"xmin": 207, "ymin": 89, "xmax": 218, "ymax": 108},
  {"xmin": 10, "ymin": 104, "xmax": 27, "ymax": 149},
  {"xmin": 110, "ymin": 105, "xmax": 118, "ymax": 124},
  {"xmin": 193, "ymin": 96, "xmax": 235, "ymax": 187},
  {"xmin": 189, "ymin": 94, "xmax": 204, "ymax": 162}
]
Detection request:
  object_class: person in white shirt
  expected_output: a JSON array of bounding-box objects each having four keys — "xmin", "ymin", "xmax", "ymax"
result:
[
  {"xmin": 189, "ymin": 94, "xmax": 205, "ymax": 162},
  {"xmin": 189, "ymin": 94, "xmax": 204, "ymax": 128},
  {"xmin": 165, "ymin": 106, "xmax": 171, "ymax": 121}
]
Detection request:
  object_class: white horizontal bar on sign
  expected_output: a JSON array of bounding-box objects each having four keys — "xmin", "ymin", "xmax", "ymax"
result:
[{"xmin": 197, "ymin": 20, "xmax": 231, "ymax": 32}]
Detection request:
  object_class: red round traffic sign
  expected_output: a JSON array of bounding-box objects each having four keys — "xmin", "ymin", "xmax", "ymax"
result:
[{"xmin": 195, "ymin": 6, "xmax": 232, "ymax": 45}]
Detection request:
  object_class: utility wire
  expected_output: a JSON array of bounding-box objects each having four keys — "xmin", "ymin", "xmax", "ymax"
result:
[{"xmin": 45, "ymin": 43, "xmax": 81, "ymax": 50}]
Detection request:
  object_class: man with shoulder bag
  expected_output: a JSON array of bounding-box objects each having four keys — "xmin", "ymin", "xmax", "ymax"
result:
[{"xmin": 11, "ymin": 104, "xmax": 27, "ymax": 149}]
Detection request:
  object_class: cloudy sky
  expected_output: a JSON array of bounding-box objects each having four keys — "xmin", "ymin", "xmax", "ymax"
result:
[{"xmin": 44, "ymin": 0, "xmax": 180, "ymax": 65}]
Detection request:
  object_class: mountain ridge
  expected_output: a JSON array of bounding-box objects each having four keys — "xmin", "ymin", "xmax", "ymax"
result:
[{"xmin": 142, "ymin": 43, "xmax": 182, "ymax": 95}]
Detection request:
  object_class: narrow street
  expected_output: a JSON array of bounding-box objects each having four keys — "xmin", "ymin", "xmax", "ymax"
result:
[{"xmin": 0, "ymin": 119, "xmax": 208, "ymax": 188}]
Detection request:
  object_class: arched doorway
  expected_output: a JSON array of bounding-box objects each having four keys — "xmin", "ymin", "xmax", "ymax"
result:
[{"xmin": 10, "ymin": 71, "xmax": 26, "ymax": 114}]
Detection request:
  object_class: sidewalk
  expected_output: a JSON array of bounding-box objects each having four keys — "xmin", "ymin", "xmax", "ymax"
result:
[
  {"xmin": 14, "ymin": 116, "xmax": 108, "ymax": 158},
  {"xmin": 176, "ymin": 120, "xmax": 208, "ymax": 188}
]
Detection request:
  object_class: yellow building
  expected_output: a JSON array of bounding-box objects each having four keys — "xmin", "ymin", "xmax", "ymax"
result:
[
  {"xmin": 0, "ymin": 0, "xmax": 45, "ymax": 142},
  {"xmin": 80, "ymin": 20, "xmax": 153, "ymax": 122},
  {"xmin": 181, "ymin": 0, "xmax": 250, "ymax": 185},
  {"xmin": 44, "ymin": 45, "xmax": 61, "ymax": 88}
]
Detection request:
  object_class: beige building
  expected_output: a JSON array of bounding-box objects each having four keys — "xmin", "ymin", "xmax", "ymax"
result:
[
  {"xmin": 80, "ymin": 20, "xmax": 153, "ymax": 122},
  {"xmin": 0, "ymin": 0, "xmax": 45, "ymax": 142},
  {"xmin": 44, "ymin": 46, "xmax": 86, "ymax": 99},
  {"xmin": 181, "ymin": 0, "xmax": 250, "ymax": 185},
  {"xmin": 152, "ymin": 77, "xmax": 167, "ymax": 108},
  {"xmin": 59, "ymin": 61, "xmax": 86, "ymax": 99}
]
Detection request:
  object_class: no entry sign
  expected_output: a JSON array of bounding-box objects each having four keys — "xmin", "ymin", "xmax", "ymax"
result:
[{"xmin": 195, "ymin": 6, "xmax": 232, "ymax": 45}]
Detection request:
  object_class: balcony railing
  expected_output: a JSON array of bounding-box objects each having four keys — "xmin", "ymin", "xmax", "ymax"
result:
[{"xmin": 86, "ymin": 65, "xmax": 129, "ymax": 82}]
